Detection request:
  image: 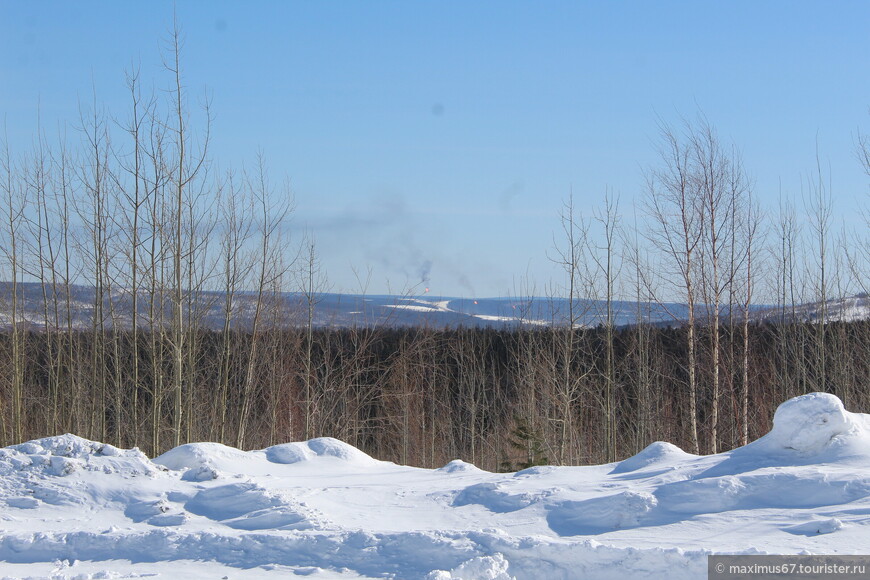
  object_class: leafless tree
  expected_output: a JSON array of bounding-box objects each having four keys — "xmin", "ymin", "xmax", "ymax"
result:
[
  {"xmin": 589, "ymin": 192, "xmax": 622, "ymax": 460},
  {"xmin": 547, "ymin": 194, "xmax": 595, "ymax": 463},
  {"xmin": 163, "ymin": 17, "xmax": 210, "ymax": 447},
  {"xmin": 236, "ymin": 155, "xmax": 292, "ymax": 448},
  {"xmin": 299, "ymin": 234, "xmax": 327, "ymax": 440},
  {"xmin": 0, "ymin": 128, "xmax": 26, "ymax": 444},
  {"xmin": 214, "ymin": 170, "xmax": 252, "ymax": 443},
  {"xmin": 805, "ymin": 147, "xmax": 833, "ymax": 393},
  {"xmin": 737, "ymin": 193, "xmax": 762, "ymax": 445},
  {"xmin": 645, "ymin": 122, "xmax": 704, "ymax": 454}
]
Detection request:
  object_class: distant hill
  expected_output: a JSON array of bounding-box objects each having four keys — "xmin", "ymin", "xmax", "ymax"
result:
[
  {"xmin": 0, "ymin": 282, "xmax": 689, "ymax": 330},
  {"xmin": 0, "ymin": 282, "xmax": 865, "ymax": 330},
  {"xmin": 751, "ymin": 294, "xmax": 870, "ymax": 325}
]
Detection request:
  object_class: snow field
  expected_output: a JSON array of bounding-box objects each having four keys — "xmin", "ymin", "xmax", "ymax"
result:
[{"xmin": 1, "ymin": 392, "xmax": 870, "ymax": 579}]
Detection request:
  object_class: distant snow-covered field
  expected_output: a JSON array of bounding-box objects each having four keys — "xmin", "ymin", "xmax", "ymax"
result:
[{"xmin": 2, "ymin": 392, "xmax": 869, "ymax": 579}]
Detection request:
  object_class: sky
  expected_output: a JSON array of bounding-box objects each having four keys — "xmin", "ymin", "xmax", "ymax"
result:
[{"xmin": 2, "ymin": 1, "xmax": 869, "ymax": 298}]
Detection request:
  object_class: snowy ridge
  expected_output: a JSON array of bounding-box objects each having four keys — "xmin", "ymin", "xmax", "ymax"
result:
[
  {"xmin": 753, "ymin": 294, "xmax": 870, "ymax": 324},
  {"xmin": 0, "ymin": 282, "xmax": 693, "ymax": 330},
  {"xmin": 2, "ymin": 394, "xmax": 870, "ymax": 578},
  {"xmin": 3, "ymin": 282, "xmax": 870, "ymax": 331}
]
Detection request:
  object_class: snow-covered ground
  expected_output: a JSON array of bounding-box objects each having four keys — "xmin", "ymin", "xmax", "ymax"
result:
[{"xmin": 2, "ymin": 392, "xmax": 870, "ymax": 579}]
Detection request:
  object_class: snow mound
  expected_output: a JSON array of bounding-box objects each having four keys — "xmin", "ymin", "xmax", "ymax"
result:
[
  {"xmin": 0, "ymin": 435, "xmax": 164, "ymax": 514},
  {"xmin": 438, "ymin": 459, "xmax": 485, "ymax": 474},
  {"xmin": 748, "ymin": 392, "xmax": 870, "ymax": 459},
  {"xmin": 0, "ymin": 434, "xmax": 159, "ymax": 480},
  {"xmin": 264, "ymin": 437, "xmax": 378, "ymax": 465},
  {"xmin": 784, "ymin": 517, "xmax": 844, "ymax": 536},
  {"xmin": 12, "ymin": 434, "xmax": 124, "ymax": 460},
  {"xmin": 154, "ymin": 441, "xmax": 250, "ymax": 480},
  {"xmin": 514, "ymin": 466, "xmax": 558, "ymax": 477},
  {"xmin": 153, "ymin": 437, "xmax": 380, "ymax": 479},
  {"xmin": 611, "ymin": 441, "xmax": 692, "ymax": 474},
  {"xmin": 762, "ymin": 392, "xmax": 856, "ymax": 453},
  {"xmin": 427, "ymin": 553, "xmax": 513, "ymax": 580}
]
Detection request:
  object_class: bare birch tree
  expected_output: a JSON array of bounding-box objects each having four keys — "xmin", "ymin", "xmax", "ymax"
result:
[
  {"xmin": 645, "ymin": 123, "xmax": 703, "ymax": 454},
  {"xmin": 548, "ymin": 194, "xmax": 593, "ymax": 463}
]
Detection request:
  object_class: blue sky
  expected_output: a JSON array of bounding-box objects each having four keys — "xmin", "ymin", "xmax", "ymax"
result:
[{"xmin": 2, "ymin": 1, "xmax": 869, "ymax": 297}]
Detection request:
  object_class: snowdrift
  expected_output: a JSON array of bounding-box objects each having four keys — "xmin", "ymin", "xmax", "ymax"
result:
[{"xmin": 2, "ymin": 393, "xmax": 870, "ymax": 579}]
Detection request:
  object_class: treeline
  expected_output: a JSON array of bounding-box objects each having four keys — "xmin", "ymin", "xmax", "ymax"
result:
[
  {"xmin": 1, "ymin": 26, "xmax": 869, "ymax": 464},
  {"xmin": 1, "ymin": 322, "xmax": 869, "ymax": 467}
]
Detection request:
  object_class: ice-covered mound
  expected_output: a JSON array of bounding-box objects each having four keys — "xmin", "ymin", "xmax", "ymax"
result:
[
  {"xmin": 748, "ymin": 392, "xmax": 870, "ymax": 459},
  {"xmin": 264, "ymin": 437, "xmax": 379, "ymax": 466}
]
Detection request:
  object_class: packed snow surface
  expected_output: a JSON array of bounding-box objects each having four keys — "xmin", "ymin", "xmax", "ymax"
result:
[{"xmin": 2, "ymin": 393, "xmax": 870, "ymax": 579}]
